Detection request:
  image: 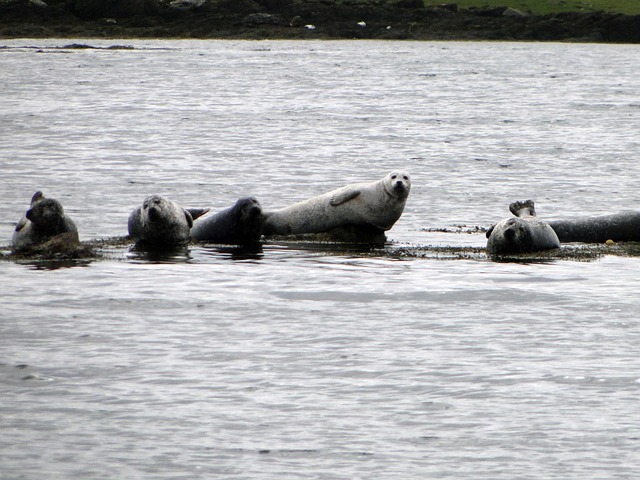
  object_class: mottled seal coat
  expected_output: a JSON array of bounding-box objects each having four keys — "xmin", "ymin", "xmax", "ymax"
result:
[
  {"xmin": 263, "ymin": 171, "xmax": 411, "ymax": 236},
  {"xmin": 12, "ymin": 191, "xmax": 79, "ymax": 252},
  {"xmin": 486, "ymin": 200, "xmax": 560, "ymax": 255},
  {"xmin": 191, "ymin": 197, "xmax": 264, "ymax": 245},
  {"xmin": 549, "ymin": 212, "xmax": 640, "ymax": 243},
  {"xmin": 128, "ymin": 195, "xmax": 209, "ymax": 247}
]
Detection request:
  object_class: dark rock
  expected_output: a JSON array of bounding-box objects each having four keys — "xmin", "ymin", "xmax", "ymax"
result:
[
  {"xmin": 436, "ymin": 3, "xmax": 457, "ymax": 13},
  {"xmin": 69, "ymin": 0, "xmax": 160, "ymax": 19},
  {"xmin": 244, "ymin": 12, "xmax": 281, "ymax": 25},
  {"xmin": 602, "ymin": 13, "xmax": 640, "ymax": 43},
  {"xmin": 390, "ymin": 0, "xmax": 422, "ymax": 9}
]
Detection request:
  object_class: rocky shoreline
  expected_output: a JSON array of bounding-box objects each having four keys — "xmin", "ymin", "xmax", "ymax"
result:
[{"xmin": 1, "ymin": 0, "xmax": 639, "ymax": 42}]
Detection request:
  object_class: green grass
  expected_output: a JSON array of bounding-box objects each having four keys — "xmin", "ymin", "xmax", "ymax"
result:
[{"xmin": 423, "ymin": 0, "xmax": 640, "ymax": 15}]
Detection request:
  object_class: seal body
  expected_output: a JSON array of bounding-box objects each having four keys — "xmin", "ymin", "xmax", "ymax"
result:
[
  {"xmin": 549, "ymin": 212, "xmax": 640, "ymax": 243},
  {"xmin": 128, "ymin": 194, "xmax": 209, "ymax": 247},
  {"xmin": 12, "ymin": 191, "xmax": 79, "ymax": 252},
  {"xmin": 191, "ymin": 197, "xmax": 264, "ymax": 245},
  {"xmin": 263, "ymin": 171, "xmax": 411, "ymax": 236},
  {"xmin": 486, "ymin": 200, "xmax": 560, "ymax": 255}
]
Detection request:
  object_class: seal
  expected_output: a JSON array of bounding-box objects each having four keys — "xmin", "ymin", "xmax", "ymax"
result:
[
  {"xmin": 12, "ymin": 191, "xmax": 79, "ymax": 252},
  {"xmin": 263, "ymin": 171, "xmax": 411, "ymax": 237},
  {"xmin": 127, "ymin": 194, "xmax": 209, "ymax": 247},
  {"xmin": 549, "ymin": 212, "xmax": 640, "ymax": 243},
  {"xmin": 486, "ymin": 200, "xmax": 560, "ymax": 255},
  {"xmin": 191, "ymin": 197, "xmax": 264, "ymax": 245}
]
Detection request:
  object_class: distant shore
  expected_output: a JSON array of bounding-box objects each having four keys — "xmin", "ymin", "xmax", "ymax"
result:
[{"xmin": 1, "ymin": 0, "xmax": 639, "ymax": 42}]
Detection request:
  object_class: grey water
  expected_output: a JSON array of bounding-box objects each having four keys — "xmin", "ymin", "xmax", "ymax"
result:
[{"xmin": 1, "ymin": 39, "xmax": 640, "ymax": 479}]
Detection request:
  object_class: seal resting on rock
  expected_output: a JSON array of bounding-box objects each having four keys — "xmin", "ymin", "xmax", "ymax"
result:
[
  {"xmin": 191, "ymin": 197, "xmax": 264, "ymax": 245},
  {"xmin": 263, "ymin": 171, "xmax": 411, "ymax": 238},
  {"xmin": 486, "ymin": 200, "xmax": 560, "ymax": 255},
  {"xmin": 12, "ymin": 191, "xmax": 79, "ymax": 252},
  {"xmin": 128, "ymin": 194, "xmax": 209, "ymax": 247},
  {"xmin": 549, "ymin": 211, "xmax": 640, "ymax": 243}
]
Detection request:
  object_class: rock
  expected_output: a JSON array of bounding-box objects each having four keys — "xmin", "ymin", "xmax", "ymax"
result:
[
  {"xmin": 503, "ymin": 7, "xmax": 527, "ymax": 17},
  {"xmin": 244, "ymin": 12, "xmax": 281, "ymax": 25},
  {"xmin": 390, "ymin": 0, "xmax": 423, "ymax": 9},
  {"xmin": 169, "ymin": 0, "xmax": 204, "ymax": 12}
]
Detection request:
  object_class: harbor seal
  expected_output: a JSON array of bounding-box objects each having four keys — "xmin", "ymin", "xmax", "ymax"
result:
[
  {"xmin": 486, "ymin": 200, "xmax": 560, "ymax": 255},
  {"xmin": 12, "ymin": 191, "xmax": 79, "ymax": 252},
  {"xmin": 128, "ymin": 194, "xmax": 209, "ymax": 247},
  {"xmin": 549, "ymin": 211, "xmax": 640, "ymax": 243},
  {"xmin": 191, "ymin": 197, "xmax": 264, "ymax": 245},
  {"xmin": 263, "ymin": 171, "xmax": 411, "ymax": 237}
]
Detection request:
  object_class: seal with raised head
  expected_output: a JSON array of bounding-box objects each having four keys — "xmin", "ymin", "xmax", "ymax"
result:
[
  {"xmin": 191, "ymin": 197, "xmax": 264, "ymax": 245},
  {"xmin": 128, "ymin": 194, "xmax": 209, "ymax": 247},
  {"xmin": 12, "ymin": 191, "xmax": 79, "ymax": 252},
  {"xmin": 263, "ymin": 171, "xmax": 411, "ymax": 237},
  {"xmin": 486, "ymin": 200, "xmax": 560, "ymax": 255},
  {"xmin": 549, "ymin": 211, "xmax": 640, "ymax": 243}
]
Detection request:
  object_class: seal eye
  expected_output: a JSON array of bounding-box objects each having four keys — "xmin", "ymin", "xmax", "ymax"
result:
[
  {"xmin": 391, "ymin": 175, "xmax": 397, "ymax": 180},
  {"xmin": 403, "ymin": 175, "xmax": 409, "ymax": 180}
]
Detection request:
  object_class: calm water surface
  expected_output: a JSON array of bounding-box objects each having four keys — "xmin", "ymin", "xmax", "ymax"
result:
[{"xmin": 1, "ymin": 39, "xmax": 640, "ymax": 479}]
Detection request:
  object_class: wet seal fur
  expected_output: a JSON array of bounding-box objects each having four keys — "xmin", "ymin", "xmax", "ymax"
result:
[
  {"xmin": 191, "ymin": 197, "xmax": 264, "ymax": 245},
  {"xmin": 128, "ymin": 194, "xmax": 209, "ymax": 247},
  {"xmin": 263, "ymin": 171, "xmax": 411, "ymax": 239},
  {"xmin": 549, "ymin": 211, "xmax": 640, "ymax": 243},
  {"xmin": 12, "ymin": 191, "xmax": 79, "ymax": 253},
  {"xmin": 486, "ymin": 200, "xmax": 560, "ymax": 255}
]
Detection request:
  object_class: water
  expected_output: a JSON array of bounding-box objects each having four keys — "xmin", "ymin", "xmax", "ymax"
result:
[{"xmin": 1, "ymin": 39, "xmax": 640, "ymax": 479}]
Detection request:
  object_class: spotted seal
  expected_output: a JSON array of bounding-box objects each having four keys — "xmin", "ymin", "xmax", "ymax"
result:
[
  {"xmin": 191, "ymin": 197, "xmax": 264, "ymax": 245},
  {"xmin": 127, "ymin": 194, "xmax": 209, "ymax": 247},
  {"xmin": 12, "ymin": 191, "xmax": 79, "ymax": 252},
  {"xmin": 263, "ymin": 171, "xmax": 411, "ymax": 237},
  {"xmin": 548, "ymin": 211, "xmax": 640, "ymax": 243},
  {"xmin": 486, "ymin": 200, "xmax": 560, "ymax": 255}
]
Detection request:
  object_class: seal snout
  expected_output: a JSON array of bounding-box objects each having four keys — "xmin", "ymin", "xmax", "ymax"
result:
[
  {"xmin": 147, "ymin": 206, "xmax": 162, "ymax": 222},
  {"xmin": 249, "ymin": 205, "xmax": 262, "ymax": 217},
  {"xmin": 389, "ymin": 172, "xmax": 411, "ymax": 198}
]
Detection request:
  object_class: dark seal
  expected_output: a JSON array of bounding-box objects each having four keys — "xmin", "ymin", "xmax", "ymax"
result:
[
  {"xmin": 128, "ymin": 194, "xmax": 209, "ymax": 247},
  {"xmin": 549, "ymin": 212, "xmax": 640, "ymax": 243},
  {"xmin": 486, "ymin": 200, "xmax": 560, "ymax": 255},
  {"xmin": 191, "ymin": 197, "xmax": 264, "ymax": 245},
  {"xmin": 12, "ymin": 191, "xmax": 79, "ymax": 252}
]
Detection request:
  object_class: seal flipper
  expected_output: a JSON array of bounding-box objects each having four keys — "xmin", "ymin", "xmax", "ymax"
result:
[
  {"xmin": 30, "ymin": 191, "xmax": 45, "ymax": 206},
  {"xmin": 186, "ymin": 208, "xmax": 210, "ymax": 222},
  {"xmin": 330, "ymin": 188, "xmax": 361, "ymax": 207},
  {"xmin": 486, "ymin": 224, "xmax": 495, "ymax": 239},
  {"xmin": 184, "ymin": 210, "xmax": 194, "ymax": 229},
  {"xmin": 509, "ymin": 200, "xmax": 536, "ymax": 217},
  {"xmin": 14, "ymin": 217, "xmax": 28, "ymax": 232}
]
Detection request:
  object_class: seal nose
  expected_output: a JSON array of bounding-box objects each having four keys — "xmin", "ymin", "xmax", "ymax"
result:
[
  {"xmin": 249, "ymin": 205, "xmax": 262, "ymax": 216},
  {"xmin": 148, "ymin": 206, "xmax": 160, "ymax": 222}
]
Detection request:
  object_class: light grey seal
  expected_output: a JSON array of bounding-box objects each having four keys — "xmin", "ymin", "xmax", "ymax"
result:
[
  {"xmin": 486, "ymin": 200, "xmax": 560, "ymax": 255},
  {"xmin": 12, "ymin": 191, "xmax": 79, "ymax": 252},
  {"xmin": 128, "ymin": 194, "xmax": 209, "ymax": 247},
  {"xmin": 191, "ymin": 197, "xmax": 264, "ymax": 245},
  {"xmin": 549, "ymin": 211, "xmax": 640, "ymax": 243},
  {"xmin": 263, "ymin": 171, "xmax": 411, "ymax": 237}
]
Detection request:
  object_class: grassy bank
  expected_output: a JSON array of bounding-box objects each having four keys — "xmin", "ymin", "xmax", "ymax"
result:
[{"xmin": 424, "ymin": 0, "xmax": 640, "ymax": 15}]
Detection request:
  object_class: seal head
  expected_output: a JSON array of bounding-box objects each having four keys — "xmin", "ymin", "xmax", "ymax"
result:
[{"xmin": 486, "ymin": 200, "xmax": 560, "ymax": 255}]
